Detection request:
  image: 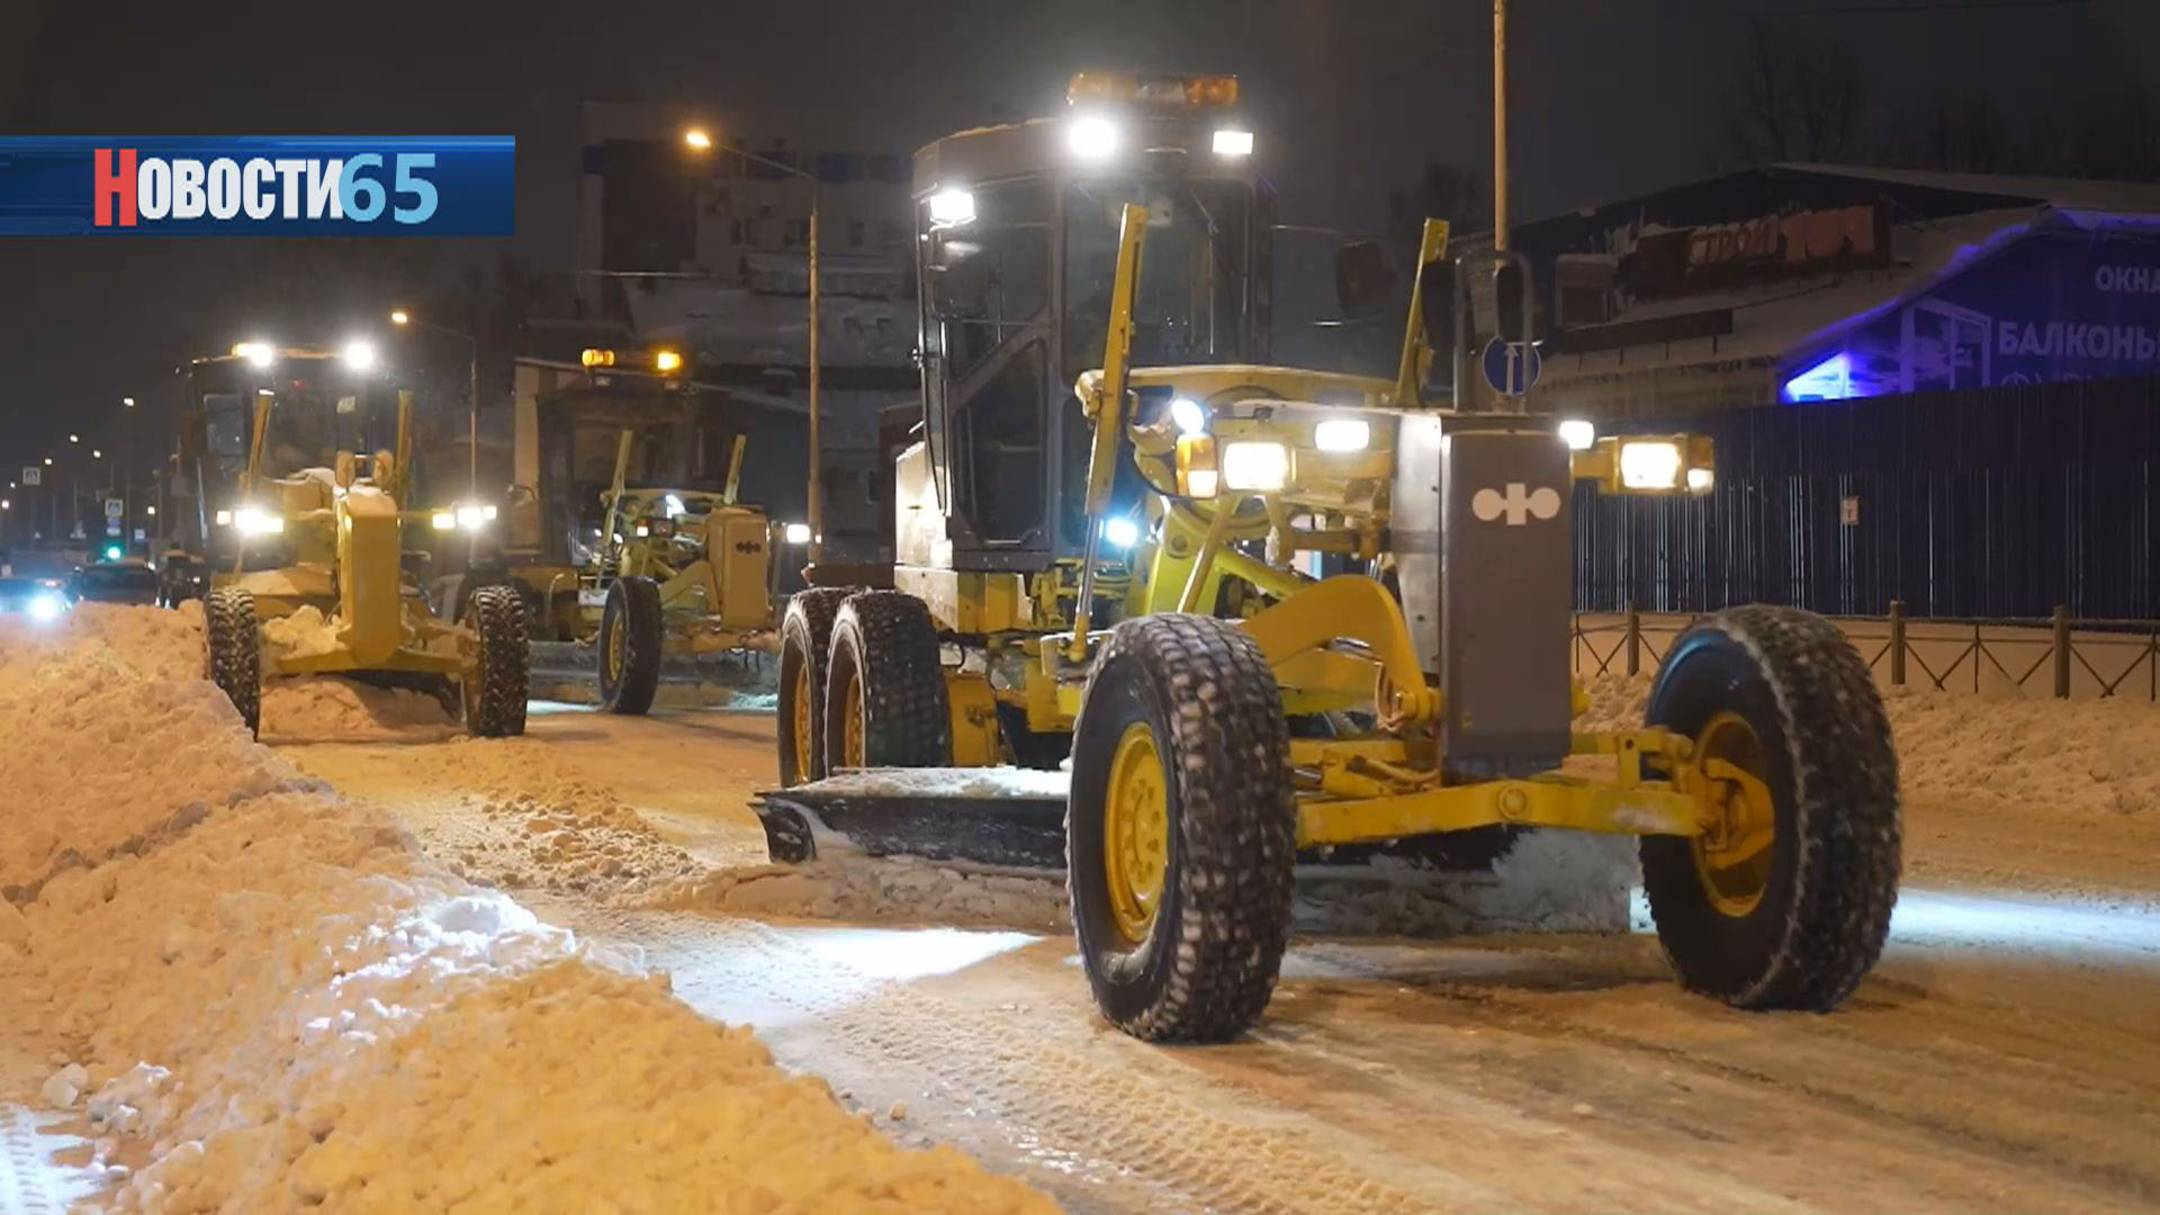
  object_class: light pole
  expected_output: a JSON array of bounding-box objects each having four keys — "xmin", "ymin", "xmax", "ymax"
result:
[
  {"xmin": 684, "ymin": 125, "xmax": 824, "ymax": 564},
  {"xmin": 390, "ymin": 310, "xmax": 481, "ymax": 501}
]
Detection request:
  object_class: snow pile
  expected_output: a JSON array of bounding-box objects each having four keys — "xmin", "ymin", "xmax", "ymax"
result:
[
  {"xmin": 1887, "ymin": 685, "xmax": 2160, "ymax": 818},
  {"xmin": 260, "ymin": 677, "xmax": 457, "ymax": 743},
  {"xmin": 0, "ymin": 601, "xmax": 205, "ymax": 686},
  {"xmin": 1581, "ymin": 669, "xmax": 2160, "ymax": 820},
  {"xmin": 369, "ymin": 743, "xmax": 712, "ymax": 902},
  {"xmin": 1296, "ymin": 832, "xmax": 1636, "ymax": 936},
  {"xmin": 260, "ymin": 604, "xmax": 341, "ymax": 661},
  {"xmin": 0, "ymin": 612, "xmax": 317, "ymax": 898},
  {"xmin": 0, "ymin": 607, "xmax": 1056, "ymax": 1211}
]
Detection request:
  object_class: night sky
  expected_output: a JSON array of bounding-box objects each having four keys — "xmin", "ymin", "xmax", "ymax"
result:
[{"xmin": 1, "ymin": 0, "xmax": 2153, "ymax": 487}]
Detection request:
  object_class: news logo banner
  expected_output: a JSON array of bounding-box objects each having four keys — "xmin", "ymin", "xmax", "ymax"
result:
[{"xmin": 0, "ymin": 137, "xmax": 514, "ymax": 236}]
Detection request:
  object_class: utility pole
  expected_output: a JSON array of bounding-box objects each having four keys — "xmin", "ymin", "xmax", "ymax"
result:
[
  {"xmin": 1494, "ymin": 0, "xmax": 1510, "ymax": 254},
  {"xmin": 806, "ymin": 186, "xmax": 823, "ymax": 565}
]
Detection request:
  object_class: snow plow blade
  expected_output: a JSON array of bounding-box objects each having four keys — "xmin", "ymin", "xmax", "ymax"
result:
[
  {"xmin": 754, "ymin": 767, "xmax": 1529, "ymax": 874},
  {"xmin": 753, "ymin": 768, "xmax": 1071, "ymax": 869},
  {"xmin": 530, "ymin": 640, "xmax": 771, "ymax": 690}
]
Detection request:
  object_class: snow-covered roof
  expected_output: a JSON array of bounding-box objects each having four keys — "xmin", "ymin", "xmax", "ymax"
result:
[{"xmin": 1776, "ymin": 163, "xmax": 2160, "ymax": 216}]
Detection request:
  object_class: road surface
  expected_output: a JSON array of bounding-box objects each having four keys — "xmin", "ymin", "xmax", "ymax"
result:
[{"xmin": 283, "ymin": 702, "xmax": 2160, "ymax": 1215}]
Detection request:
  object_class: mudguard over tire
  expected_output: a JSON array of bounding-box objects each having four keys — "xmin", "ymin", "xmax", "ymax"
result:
[
  {"xmin": 821, "ymin": 591, "xmax": 950, "ymax": 770},
  {"xmin": 465, "ymin": 585, "xmax": 530, "ymax": 738},
  {"xmin": 1643, "ymin": 604, "xmax": 1901, "ymax": 1011},
  {"xmin": 776, "ymin": 586, "xmax": 857, "ymax": 786},
  {"xmin": 203, "ymin": 587, "xmax": 261, "ymax": 738},
  {"xmin": 1068, "ymin": 614, "xmax": 1297, "ymax": 1043},
  {"xmin": 597, "ymin": 576, "xmax": 662, "ymax": 715}
]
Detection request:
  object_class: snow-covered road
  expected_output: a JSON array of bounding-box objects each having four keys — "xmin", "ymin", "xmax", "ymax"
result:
[{"xmin": 282, "ymin": 696, "xmax": 2160, "ymax": 1215}]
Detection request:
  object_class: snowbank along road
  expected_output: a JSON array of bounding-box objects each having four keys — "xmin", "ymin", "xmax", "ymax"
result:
[{"xmin": 5, "ymin": 604, "xmax": 2160, "ymax": 1212}]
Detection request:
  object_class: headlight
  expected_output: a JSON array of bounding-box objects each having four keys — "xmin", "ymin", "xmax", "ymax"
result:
[
  {"xmin": 927, "ymin": 187, "xmax": 975, "ymax": 228},
  {"xmin": 782, "ymin": 522, "xmax": 813, "ymax": 545},
  {"xmin": 1558, "ymin": 419, "xmax": 1597, "ymax": 451},
  {"xmin": 432, "ymin": 511, "xmax": 456, "ymax": 531},
  {"xmin": 1168, "ymin": 396, "xmax": 1208, "ymax": 436},
  {"xmin": 1221, "ymin": 441, "xmax": 1290, "ymax": 492},
  {"xmin": 1618, "ymin": 440, "xmax": 1684, "ymax": 491},
  {"xmin": 27, "ymin": 591, "xmax": 65, "ymax": 623},
  {"xmin": 214, "ymin": 509, "xmax": 233, "ymax": 527},
  {"xmin": 231, "ymin": 506, "xmax": 284, "ymax": 536},
  {"xmin": 1687, "ymin": 467, "xmax": 1716, "ymax": 493},
  {"xmin": 1067, "ymin": 114, "xmax": 1120, "ymax": 160},
  {"xmin": 1313, "ymin": 418, "xmax": 1370, "ymax": 453},
  {"xmin": 1101, "ymin": 516, "xmax": 1141, "ymax": 550},
  {"xmin": 1212, "ymin": 128, "xmax": 1255, "ymax": 157}
]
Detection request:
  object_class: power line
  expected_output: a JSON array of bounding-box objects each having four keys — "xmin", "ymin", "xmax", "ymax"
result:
[{"xmin": 1742, "ymin": 0, "xmax": 2091, "ymax": 15}]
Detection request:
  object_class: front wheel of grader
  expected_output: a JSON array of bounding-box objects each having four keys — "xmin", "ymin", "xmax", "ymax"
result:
[
  {"xmin": 1067, "ymin": 614, "xmax": 1298, "ymax": 1043},
  {"xmin": 463, "ymin": 585, "xmax": 530, "ymax": 738},
  {"xmin": 1643, "ymin": 605, "xmax": 1901, "ymax": 1010},
  {"xmin": 596, "ymin": 575, "xmax": 663, "ymax": 716},
  {"xmin": 203, "ymin": 587, "xmax": 262, "ymax": 738}
]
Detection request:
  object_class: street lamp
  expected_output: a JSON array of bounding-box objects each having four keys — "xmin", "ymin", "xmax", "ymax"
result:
[
  {"xmin": 682, "ymin": 123, "xmax": 826, "ymax": 563},
  {"xmin": 390, "ymin": 309, "xmax": 481, "ymax": 501}
]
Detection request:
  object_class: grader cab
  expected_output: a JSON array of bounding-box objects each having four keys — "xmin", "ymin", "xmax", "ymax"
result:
[{"xmin": 759, "ymin": 74, "xmax": 1901, "ymax": 1043}]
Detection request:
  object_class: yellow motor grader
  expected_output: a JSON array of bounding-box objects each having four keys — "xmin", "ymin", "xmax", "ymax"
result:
[
  {"xmin": 190, "ymin": 349, "xmax": 528, "ymax": 738},
  {"xmin": 757, "ymin": 73, "xmax": 1901, "ymax": 1042},
  {"xmin": 582, "ymin": 426, "xmax": 778, "ymax": 714}
]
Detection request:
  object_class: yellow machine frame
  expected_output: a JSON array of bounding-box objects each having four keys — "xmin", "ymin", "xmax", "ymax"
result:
[{"xmin": 911, "ymin": 205, "xmax": 1747, "ymax": 861}]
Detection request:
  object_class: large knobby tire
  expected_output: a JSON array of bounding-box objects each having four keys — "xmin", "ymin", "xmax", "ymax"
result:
[
  {"xmin": 1643, "ymin": 604, "xmax": 1901, "ymax": 1011},
  {"xmin": 776, "ymin": 587, "xmax": 857, "ymax": 786},
  {"xmin": 203, "ymin": 588, "xmax": 261, "ymax": 738},
  {"xmin": 821, "ymin": 591, "xmax": 950, "ymax": 770},
  {"xmin": 464, "ymin": 585, "xmax": 530, "ymax": 738},
  {"xmin": 1068, "ymin": 614, "xmax": 1297, "ymax": 1043},
  {"xmin": 597, "ymin": 576, "xmax": 662, "ymax": 715}
]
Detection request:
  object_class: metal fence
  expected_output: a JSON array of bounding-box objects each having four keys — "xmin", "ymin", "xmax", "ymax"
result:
[
  {"xmin": 1573, "ymin": 375, "xmax": 2160, "ymax": 620},
  {"xmin": 1573, "ymin": 606, "xmax": 2160, "ymax": 701}
]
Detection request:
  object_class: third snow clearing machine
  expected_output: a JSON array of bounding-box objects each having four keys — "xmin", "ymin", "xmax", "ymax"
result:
[{"xmin": 757, "ymin": 73, "xmax": 1902, "ymax": 1042}]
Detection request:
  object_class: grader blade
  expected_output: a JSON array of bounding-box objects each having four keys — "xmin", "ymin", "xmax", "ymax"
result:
[
  {"xmin": 753, "ymin": 768, "xmax": 1071, "ymax": 870},
  {"xmin": 753, "ymin": 768, "xmax": 1529, "ymax": 874}
]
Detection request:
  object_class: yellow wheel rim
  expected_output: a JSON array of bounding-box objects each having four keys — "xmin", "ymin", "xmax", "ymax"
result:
[
  {"xmin": 605, "ymin": 611, "xmax": 625, "ymax": 682},
  {"xmin": 1102, "ymin": 721, "xmax": 1172, "ymax": 943},
  {"xmin": 1691, "ymin": 711, "xmax": 1777, "ymax": 918},
  {"xmin": 789, "ymin": 660, "xmax": 816, "ymax": 782},
  {"xmin": 839, "ymin": 667, "xmax": 866, "ymax": 768}
]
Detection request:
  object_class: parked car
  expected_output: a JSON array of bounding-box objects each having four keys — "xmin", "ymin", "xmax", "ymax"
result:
[{"xmin": 71, "ymin": 560, "xmax": 161, "ymax": 606}]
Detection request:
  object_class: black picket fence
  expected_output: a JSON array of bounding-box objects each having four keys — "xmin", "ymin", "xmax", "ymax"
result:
[{"xmin": 1573, "ymin": 375, "xmax": 2160, "ymax": 619}]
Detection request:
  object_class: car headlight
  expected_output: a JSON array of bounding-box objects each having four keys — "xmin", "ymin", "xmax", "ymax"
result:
[
  {"xmin": 1221, "ymin": 440, "xmax": 1290, "ymax": 492},
  {"xmin": 1558, "ymin": 419, "xmax": 1597, "ymax": 451},
  {"xmin": 456, "ymin": 504, "xmax": 490, "ymax": 531},
  {"xmin": 782, "ymin": 522, "xmax": 813, "ymax": 545},
  {"xmin": 231, "ymin": 506, "xmax": 284, "ymax": 536},
  {"xmin": 1618, "ymin": 440, "xmax": 1684, "ymax": 491},
  {"xmin": 27, "ymin": 591, "xmax": 65, "ymax": 623},
  {"xmin": 1313, "ymin": 418, "xmax": 1370, "ymax": 453}
]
